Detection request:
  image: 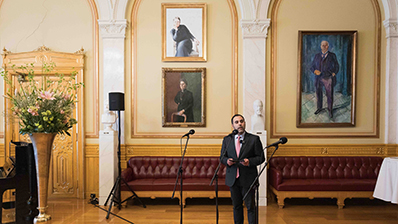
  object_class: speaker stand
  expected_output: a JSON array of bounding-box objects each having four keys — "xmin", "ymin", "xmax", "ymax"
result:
[{"xmin": 103, "ymin": 111, "xmax": 145, "ymax": 222}]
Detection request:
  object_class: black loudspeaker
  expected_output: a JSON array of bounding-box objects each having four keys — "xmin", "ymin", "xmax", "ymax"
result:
[{"xmin": 109, "ymin": 92, "xmax": 125, "ymax": 111}]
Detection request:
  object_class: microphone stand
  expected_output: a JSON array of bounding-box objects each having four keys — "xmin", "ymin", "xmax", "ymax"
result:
[
  {"xmin": 209, "ymin": 134, "xmax": 234, "ymax": 224},
  {"xmin": 172, "ymin": 135, "xmax": 191, "ymax": 224},
  {"xmin": 242, "ymin": 144, "xmax": 281, "ymax": 224}
]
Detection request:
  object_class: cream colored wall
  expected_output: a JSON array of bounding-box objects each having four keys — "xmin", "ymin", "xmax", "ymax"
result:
[
  {"xmin": 0, "ymin": 0, "xmax": 97, "ymax": 139},
  {"xmin": 268, "ymin": 0, "xmax": 386, "ymax": 144},
  {"xmin": 125, "ymin": 0, "xmax": 237, "ymax": 145}
]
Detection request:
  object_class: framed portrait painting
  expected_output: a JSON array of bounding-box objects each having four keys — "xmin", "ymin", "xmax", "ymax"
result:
[
  {"xmin": 162, "ymin": 3, "xmax": 207, "ymax": 62},
  {"xmin": 297, "ymin": 31, "xmax": 357, "ymax": 128},
  {"xmin": 162, "ymin": 68, "xmax": 206, "ymax": 127}
]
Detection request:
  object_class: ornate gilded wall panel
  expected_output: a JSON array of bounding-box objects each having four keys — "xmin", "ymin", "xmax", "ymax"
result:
[
  {"xmin": 51, "ymin": 135, "xmax": 75, "ymax": 195},
  {"xmin": 2, "ymin": 47, "xmax": 85, "ymax": 198}
]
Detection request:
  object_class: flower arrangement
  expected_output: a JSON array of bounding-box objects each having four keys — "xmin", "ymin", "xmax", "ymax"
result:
[{"xmin": 0, "ymin": 62, "xmax": 84, "ymax": 136}]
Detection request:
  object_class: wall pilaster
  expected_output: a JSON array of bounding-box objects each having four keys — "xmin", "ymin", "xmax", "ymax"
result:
[
  {"xmin": 241, "ymin": 19, "xmax": 270, "ymax": 129},
  {"xmin": 384, "ymin": 19, "xmax": 398, "ymax": 144},
  {"xmin": 98, "ymin": 19, "xmax": 127, "ymax": 142}
]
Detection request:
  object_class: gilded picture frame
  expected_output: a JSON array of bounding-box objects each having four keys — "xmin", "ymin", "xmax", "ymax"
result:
[
  {"xmin": 162, "ymin": 68, "xmax": 206, "ymax": 127},
  {"xmin": 297, "ymin": 31, "xmax": 357, "ymax": 127},
  {"xmin": 161, "ymin": 3, "xmax": 207, "ymax": 62}
]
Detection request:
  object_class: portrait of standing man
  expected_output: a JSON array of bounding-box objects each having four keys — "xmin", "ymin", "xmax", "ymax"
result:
[
  {"xmin": 310, "ymin": 40, "xmax": 339, "ymax": 118},
  {"xmin": 297, "ymin": 31, "xmax": 357, "ymax": 127}
]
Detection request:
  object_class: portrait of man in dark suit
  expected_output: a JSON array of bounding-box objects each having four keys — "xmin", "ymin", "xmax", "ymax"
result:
[
  {"xmin": 162, "ymin": 68, "xmax": 205, "ymax": 127},
  {"xmin": 298, "ymin": 31, "xmax": 356, "ymax": 127},
  {"xmin": 220, "ymin": 114, "xmax": 265, "ymax": 224},
  {"xmin": 174, "ymin": 78, "xmax": 194, "ymax": 122},
  {"xmin": 310, "ymin": 40, "xmax": 340, "ymax": 118}
]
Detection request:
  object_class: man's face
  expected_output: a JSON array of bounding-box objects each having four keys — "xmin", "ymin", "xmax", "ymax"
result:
[
  {"xmin": 180, "ymin": 81, "xmax": 187, "ymax": 91},
  {"xmin": 174, "ymin": 19, "xmax": 180, "ymax": 28},
  {"xmin": 321, "ymin": 41, "xmax": 329, "ymax": 53},
  {"xmin": 232, "ymin": 116, "xmax": 246, "ymax": 134}
]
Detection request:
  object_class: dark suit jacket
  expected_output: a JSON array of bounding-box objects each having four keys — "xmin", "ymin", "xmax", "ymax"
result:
[
  {"xmin": 310, "ymin": 51, "xmax": 339, "ymax": 86},
  {"xmin": 174, "ymin": 90, "xmax": 194, "ymax": 122},
  {"xmin": 220, "ymin": 132, "xmax": 265, "ymax": 187}
]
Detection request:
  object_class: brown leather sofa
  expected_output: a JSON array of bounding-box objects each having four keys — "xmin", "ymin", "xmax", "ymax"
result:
[
  {"xmin": 121, "ymin": 156, "xmax": 230, "ymax": 206},
  {"xmin": 268, "ymin": 156, "xmax": 383, "ymax": 209}
]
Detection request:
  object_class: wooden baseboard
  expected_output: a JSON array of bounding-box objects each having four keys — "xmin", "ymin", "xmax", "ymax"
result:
[
  {"xmin": 269, "ymin": 186, "xmax": 374, "ymax": 209},
  {"xmin": 121, "ymin": 190, "xmax": 230, "ymax": 207}
]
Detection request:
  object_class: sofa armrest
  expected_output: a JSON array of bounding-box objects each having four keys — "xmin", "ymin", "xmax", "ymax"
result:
[
  {"xmin": 121, "ymin": 167, "xmax": 134, "ymax": 182},
  {"xmin": 269, "ymin": 167, "xmax": 283, "ymax": 188}
]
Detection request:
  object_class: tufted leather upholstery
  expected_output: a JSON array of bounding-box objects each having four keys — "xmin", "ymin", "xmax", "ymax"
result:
[
  {"xmin": 121, "ymin": 156, "xmax": 229, "ymax": 192},
  {"xmin": 269, "ymin": 157, "xmax": 383, "ymax": 191}
]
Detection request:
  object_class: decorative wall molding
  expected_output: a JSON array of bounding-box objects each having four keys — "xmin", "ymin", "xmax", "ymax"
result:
[
  {"xmin": 270, "ymin": 144, "xmax": 397, "ymax": 157},
  {"xmin": 0, "ymin": 144, "xmax": 4, "ymax": 166},
  {"xmin": 383, "ymin": 19, "xmax": 398, "ymax": 38},
  {"xmin": 270, "ymin": 0, "xmax": 381, "ymax": 138},
  {"xmin": 241, "ymin": 19, "xmax": 270, "ymax": 38},
  {"xmin": 130, "ymin": 0, "xmax": 239, "ymax": 138},
  {"xmin": 84, "ymin": 143, "xmax": 398, "ymax": 158},
  {"xmin": 98, "ymin": 19, "xmax": 127, "ymax": 39},
  {"xmin": 85, "ymin": 144, "xmax": 99, "ymax": 157},
  {"xmin": 34, "ymin": 45, "xmax": 51, "ymax": 52},
  {"xmin": 124, "ymin": 144, "xmax": 222, "ymax": 157}
]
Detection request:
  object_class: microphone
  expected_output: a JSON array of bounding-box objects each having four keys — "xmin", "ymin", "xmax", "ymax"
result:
[
  {"xmin": 229, "ymin": 129, "xmax": 238, "ymax": 136},
  {"xmin": 266, "ymin": 137, "xmax": 288, "ymax": 148},
  {"xmin": 182, "ymin": 129, "xmax": 195, "ymax": 137}
]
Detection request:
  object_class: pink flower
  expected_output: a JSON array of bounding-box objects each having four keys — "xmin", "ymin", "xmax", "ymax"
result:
[
  {"xmin": 39, "ymin": 91, "xmax": 55, "ymax": 100},
  {"xmin": 28, "ymin": 108, "xmax": 38, "ymax": 116},
  {"xmin": 60, "ymin": 110, "xmax": 65, "ymax": 114},
  {"xmin": 63, "ymin": 94, "xmax": 71, "ymax": 100},
  {"xmin": 13, "ymin": 107, "xmax": 20, "ymax": 114}
]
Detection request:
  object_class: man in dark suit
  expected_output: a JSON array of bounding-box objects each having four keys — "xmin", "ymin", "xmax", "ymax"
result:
[
  {"xmin": 170, "ymin": 17, "xmax": 200, "ymax": 57},
  {"xmin": 310, "ymin": 40, "xmax": 340, "ymax": 118},
  {"xmin": 174, "ymin": 78, "xmax": 194, "ymax": 122},
  {"xmin": 220, "ymin": 114, "xmax": 265, "ymax": 224}
]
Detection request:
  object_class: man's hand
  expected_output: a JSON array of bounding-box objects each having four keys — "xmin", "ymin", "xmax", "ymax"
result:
[
  {"xmin": 177, "ymin": 109, "xmax": 185, "ymax": 115},
  {"xmin": 240, "ymin": 158, "xmax": 249, "ymax": 166},
  {"xmin": 314, "ymin": 70, "xmax": 321, "ymax": 75},
  {"xmin": 332, "ymin": 73, "xmax": 336, "ymax": 77},
  {"xmin": 227, "ymin": 158, "xmax": 235, "ymax": 166}
]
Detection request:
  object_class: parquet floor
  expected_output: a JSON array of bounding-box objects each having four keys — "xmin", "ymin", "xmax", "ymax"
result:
[{"xmin": 2, "ymin": 197, "xmax": 397, "ymax": 224}]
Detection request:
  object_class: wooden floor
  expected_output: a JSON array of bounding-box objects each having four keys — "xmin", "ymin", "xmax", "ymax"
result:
[{"xmin": 2, "ymin": 197, "xmax": 397, "ymax": 224}]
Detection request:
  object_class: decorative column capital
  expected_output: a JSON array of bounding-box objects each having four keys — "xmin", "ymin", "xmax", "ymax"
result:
[
  {"xmin": 240, "ymin": 19, "xmax": 270, "ymax": 39},
  {"xmin": 383, "ymin": 19, "xmax": 398, "ymax": 38},
  {"xmin": 98, "ymin": 19, "xmax": 128, "ymax": 39}
]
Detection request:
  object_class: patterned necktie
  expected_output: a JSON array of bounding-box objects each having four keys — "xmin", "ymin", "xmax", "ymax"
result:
[{"xmin": 236, "ymin": 135, "xmax": 241, "ymax": 178}]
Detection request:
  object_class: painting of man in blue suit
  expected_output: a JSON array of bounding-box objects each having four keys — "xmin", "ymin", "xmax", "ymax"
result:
[
  {"xmin": 310, "ymin": 40, "xmax": 340, "ymax": 118},
  {"xmin": 298, "ymin": 31, "xmax": 356, "ymax": 127}
]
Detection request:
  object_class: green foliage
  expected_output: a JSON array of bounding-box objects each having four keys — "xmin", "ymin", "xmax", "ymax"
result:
[{"xmin": 0, "ymin": 62, "xmax": 84, "ymax": 135}]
